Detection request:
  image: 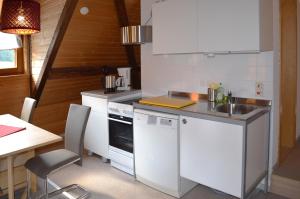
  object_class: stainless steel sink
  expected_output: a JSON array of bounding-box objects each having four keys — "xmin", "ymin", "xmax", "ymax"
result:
[{"xmin": 215, "ymin": 104, "xmax": 257, "ymax": 115}]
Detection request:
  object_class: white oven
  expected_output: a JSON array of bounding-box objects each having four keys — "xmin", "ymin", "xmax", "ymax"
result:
[{"xmin": 108, "ymin": 98, "xmax": 140, "ymax": 175}]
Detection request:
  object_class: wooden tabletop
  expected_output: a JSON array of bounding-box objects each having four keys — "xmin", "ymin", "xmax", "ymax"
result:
[{"xmin": 0, "ymin": 114, "xmax": 62, "ymax": 158}]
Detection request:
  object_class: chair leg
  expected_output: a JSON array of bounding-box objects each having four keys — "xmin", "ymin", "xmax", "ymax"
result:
[
  {"xmin": 26, "ymin": 170, "xmax": 31, "ymax": 199},
  {"xmin": 44, "ymin": 178, "xmax": 48, "ymax": 199}
]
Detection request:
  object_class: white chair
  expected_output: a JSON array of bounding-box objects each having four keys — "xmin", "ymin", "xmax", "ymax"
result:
[{"xmin": 20, "ymin": 97, "xmax": 37, "ymax": 123}]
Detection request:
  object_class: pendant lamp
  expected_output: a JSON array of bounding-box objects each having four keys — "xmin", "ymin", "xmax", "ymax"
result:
[
  {"xmin": 121, "ymin": 10, "xmax": 152, "ymax": 45},
  {"xmin": 1, "ymin": 0, "xmax": 40, "ymax": 35},
  {"xmin": 121, "ymin": 25, "xmax": 152, "ymax": 45}
]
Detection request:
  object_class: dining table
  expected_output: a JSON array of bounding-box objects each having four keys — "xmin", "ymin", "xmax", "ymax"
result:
[{"xmin": 0, "ymin": 114, "xmax": 62, "ymax": 199}]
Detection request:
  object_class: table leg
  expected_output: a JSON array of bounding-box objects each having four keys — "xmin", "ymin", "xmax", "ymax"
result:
[
  {"xmin": 7, "ymin": 156, "xmax": 14, "ymax": 199},
  {"xmin": 31, "ymin": 172, "xmax": 37, "ymax": 193},
  {"xmin": 29, "ymin": 150, "xmax": 37, "ymax": 193}
]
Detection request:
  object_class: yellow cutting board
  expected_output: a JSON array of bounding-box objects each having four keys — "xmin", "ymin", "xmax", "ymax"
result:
[{"xmin": 139, "ymin": 96, "xmax": 195, "ymax": 109}]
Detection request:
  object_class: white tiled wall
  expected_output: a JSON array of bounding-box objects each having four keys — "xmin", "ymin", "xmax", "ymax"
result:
[
  {"xmin": 141, "ymin": 1, "xmax": 273, "ymax": 100},
  {"xmin": 141, "ymin": 43, "xmax": 273, "ymax": 100}
]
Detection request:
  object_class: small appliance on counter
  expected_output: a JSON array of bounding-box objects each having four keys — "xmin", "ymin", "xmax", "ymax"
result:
[
  {"xmin": 116, "ymin": 67, "xmax": 131, "ymax": 91},
  {"xmin": 105, "ymin": 75, "xmax": 116, "ymax": 93},
  {"xmin": 208, "ymin": 88, "xmax": 216, "ymax": 102},
  {"xmin": 103, "ymin": 67, "xmax": 132, "ymax": 93},
  {"xmin": 102, "ymin": 66, "xmax": 118, "ymax": 94}
]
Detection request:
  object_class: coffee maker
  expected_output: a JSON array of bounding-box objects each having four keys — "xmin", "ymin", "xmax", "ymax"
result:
[{"xmin": 116, "ymin": 67, "xmax": 131, "ymax": 91}]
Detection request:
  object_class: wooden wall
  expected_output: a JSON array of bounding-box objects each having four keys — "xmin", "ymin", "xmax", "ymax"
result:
[
  {"xmin": 31, "ymin": 0, "xmax": 141, "ymax": 134},
  {"xmin": 0, "ymin": 0, "xmax": 3, "ymax": 16},
  {"xmin": 0, "ymin": 1, "xmax": 31, "ymax": 117},
  {"xmin": 54, "ymin": 0, "xmax": 140, "ymax": 68},
  {"xmin": 31, "ymin": 0, "xmax": 67, "ymax": 83},
  {"xmin": 297, "ymin": 0, "xmax": 300, "ymax": 140},
  {"xmin": 0, "ymin": 75, "xmax": 30, "ymax": 116},
  {"xmin": 279, "ymin": 0, "xmax": 298, "ymax": 163}
]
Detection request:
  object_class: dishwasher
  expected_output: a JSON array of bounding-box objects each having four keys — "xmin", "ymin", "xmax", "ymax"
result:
[{"xmin": 133, "ymin": 109, "xmax": 197, "ymax": 198}]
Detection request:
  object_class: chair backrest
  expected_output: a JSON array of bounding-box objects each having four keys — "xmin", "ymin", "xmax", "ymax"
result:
[
  {"xmin": 64, "ymin": 104, "xmax": 91, "ymax": 159},
  {"xmin": 20, "ymin": 97, "xmax": 37, "ymax": 123}
]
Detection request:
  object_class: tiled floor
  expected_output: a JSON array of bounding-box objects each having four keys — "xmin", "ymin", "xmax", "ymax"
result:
[{"xmin": 47, "ymin": 156, "xmax": 287, "ymax": 199}]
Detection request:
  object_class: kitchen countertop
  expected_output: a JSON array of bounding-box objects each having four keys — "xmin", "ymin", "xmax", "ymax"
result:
[
  {"xmin": 81, "ymin": 89, "xmax": 142, "ymax": 99},
  {"xmin": 133, "ymin": 93, "xmax": 271, "ymax": 125}
]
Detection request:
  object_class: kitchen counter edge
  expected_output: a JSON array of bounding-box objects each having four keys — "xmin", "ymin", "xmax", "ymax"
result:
[
  {"xmin": 133, "ymin": 102, "xmax": 270, "ymax": 125},
  {"xmin": 81, "ymin": 89, "xmax": 142, "ymax": 99}
]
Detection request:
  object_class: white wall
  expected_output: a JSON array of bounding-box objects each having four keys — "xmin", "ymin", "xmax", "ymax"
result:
[
  {"xmin": 297, "ymin": 0, "xmax": 300, "ymax": 140},
  {"xmin": 141, "ymin": 0, "xmax": 279, "ymax": 167},
  {"xmin": 271, "ymin": 0, "xmax": 281, "ymax": 169},
  {"xmin": 141, "ymin": 1, "xmax": 273, "ymax": 100}
]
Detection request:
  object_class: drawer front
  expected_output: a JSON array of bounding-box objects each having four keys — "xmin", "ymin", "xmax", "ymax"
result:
[
  {"xmin": 82, "ymin": 96, "xmax": 107, "ymax": 113},
  {"xmin": 109, "ymin": 147, "xmax": 133, "ymax": 169}
]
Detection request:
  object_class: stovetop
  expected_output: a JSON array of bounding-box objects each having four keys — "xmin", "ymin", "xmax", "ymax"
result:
[{"xmin": 117, "ymin": 98, "xmax": 142, "ymax": 105}]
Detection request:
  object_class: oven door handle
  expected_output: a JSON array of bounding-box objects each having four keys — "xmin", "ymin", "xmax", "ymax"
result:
[{"xmin": 108, "ymin": 117, "xmax": 133, "ymax": 125}]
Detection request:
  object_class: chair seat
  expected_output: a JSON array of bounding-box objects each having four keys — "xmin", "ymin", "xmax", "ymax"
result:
[{"xmin": 25, "ymin": 149, "xmax": 80, "ymax": 179}]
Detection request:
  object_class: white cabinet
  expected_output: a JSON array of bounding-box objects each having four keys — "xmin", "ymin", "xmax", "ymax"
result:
[
  {"xmin": 180, "ymin": 114, "xmax": 270, "ymax": 198},
  {"xmin": 180, "ymin": 116, "xmax": 243, "ymax": 197},
  {"xmin": 82, "ymin": 96, "xmax": 109, "ymax": 159},
  {"xmin": 84, "ymin": 110, "xmax": 108, "ymax": 158},
  {"xmin": 152, "ymin": 0, "xmax": 273, "ymax": 54},
  {"xmin": 152, "ymin": 0, "xmax": 199, "ymax": 54},
  {"xmin": 197, "ymin": 0, "xmax": 269, "ymax": 53}
]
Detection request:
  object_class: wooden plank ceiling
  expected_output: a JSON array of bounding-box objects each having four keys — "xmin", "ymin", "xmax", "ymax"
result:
[
  {"xmin": 33, "ymin": 0, "xmax": 79, "ymax": 103},
  {"xmin": 30, "ymin": 0, "xmax": 141, "ymax": 136},
  {"xmin": 53, "ymin": 0, "xmax": 140, "ymax": 68}
]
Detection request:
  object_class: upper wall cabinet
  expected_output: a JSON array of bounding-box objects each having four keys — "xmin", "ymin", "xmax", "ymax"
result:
[
  {"xmin": 152, "ymin": 0, "xmax": 199, "ymax": 54},
  {"xmin": 152, "ymin": 0, "xmax": 273, "ymax": 55}
]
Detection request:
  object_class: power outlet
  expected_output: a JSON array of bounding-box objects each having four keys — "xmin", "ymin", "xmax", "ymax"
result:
[{"xmin": 255, "ymin": 82, "xmax": 264, "ymax": 97}]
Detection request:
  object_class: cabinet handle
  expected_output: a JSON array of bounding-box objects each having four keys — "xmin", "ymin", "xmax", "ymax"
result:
[{"xmin": 182, "ymin": 119, "xmax": 187, "ymax": 124}]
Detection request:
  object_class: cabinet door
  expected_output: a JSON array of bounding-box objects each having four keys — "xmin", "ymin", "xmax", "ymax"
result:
[
  {"xmin": 82, "ymin": 96, "xmax": 107, "ymax": 113},
  {"xmin": 84, "ymin": 110, "xmax": 109, "ymax": 158},
  {"xmin": 152, "ymin": 0, "xmax": 198, "ymax": 54},
  {"xmin": 198, "ymin": 0, "xmax": 260, "ymax": 52},
  {"xmin": 180, "ymin": 116, "xmax": 243, "ymax": 198}
]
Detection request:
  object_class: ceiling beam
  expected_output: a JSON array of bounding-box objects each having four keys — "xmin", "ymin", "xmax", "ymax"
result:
[
  {"xmin": 114, "ymin": 0, "xmax": 138, "ymax": 67},
  {"xmin": 33, "ymin": 0, "xmax": 79, "ymax": 104},
  {"xmin": 49, "ymin": 66, "xmax": 118, "ymax": 79}
]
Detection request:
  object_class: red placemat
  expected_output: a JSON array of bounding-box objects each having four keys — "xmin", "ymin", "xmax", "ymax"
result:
[{"xmin": 0, "ymin": 125, "xmax": 26, "ymax": 138}]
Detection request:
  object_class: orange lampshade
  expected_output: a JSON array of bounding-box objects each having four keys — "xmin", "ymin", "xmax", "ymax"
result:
[{"xmin": 0, "ymin": 0, "xmax": 40, "ymax": 35}]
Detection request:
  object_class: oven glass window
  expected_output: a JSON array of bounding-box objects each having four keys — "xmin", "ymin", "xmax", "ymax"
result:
[{"xmin": 109, "ymin": 116, "xmax": 133, "ymax": 153}]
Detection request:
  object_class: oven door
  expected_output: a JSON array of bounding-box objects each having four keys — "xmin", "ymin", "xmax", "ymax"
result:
[{"xmin": 108, "ymin": 114, "xmax": 133, "ymax": 153}]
